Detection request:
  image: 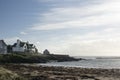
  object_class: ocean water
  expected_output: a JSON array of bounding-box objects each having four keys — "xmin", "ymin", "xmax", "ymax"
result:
[{"xmin": 39, "ymin": 56, "xmax": 120, "ymax": 69}]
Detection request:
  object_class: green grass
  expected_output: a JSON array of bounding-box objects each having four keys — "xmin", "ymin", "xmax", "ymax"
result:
[{"xmin": 0, "ymin": 53, "xmax": 79, "ymax": 63}]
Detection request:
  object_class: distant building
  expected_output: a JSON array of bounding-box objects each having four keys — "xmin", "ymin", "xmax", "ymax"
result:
[
  {"xmin": 43, "ymin": 49, "xmax": 50, "ymax": 55},
  {"xmin": 12, "ymin": 39, "xmax": 38, "ymax": 53},
  {"xmin": 0, "ymin": 40, "xmax": 7, "ymax": 54}
]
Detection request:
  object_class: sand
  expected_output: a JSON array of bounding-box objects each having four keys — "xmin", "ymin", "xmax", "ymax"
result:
[{"xmin": 1, "ymin": 64, "xmax": 120, "ymax": 80}]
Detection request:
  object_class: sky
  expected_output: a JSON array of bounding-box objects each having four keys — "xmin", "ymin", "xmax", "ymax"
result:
[{"xmin": 1, "ymin": 0, "xmax": 120, "ymax": 56}]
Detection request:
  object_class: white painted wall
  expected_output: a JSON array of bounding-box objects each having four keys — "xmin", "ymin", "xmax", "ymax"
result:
[{"xmin": 12, "ymin": 47, "xmax": 25, "ymax": 52}]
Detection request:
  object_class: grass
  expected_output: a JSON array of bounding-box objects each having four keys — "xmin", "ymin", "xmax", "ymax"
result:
[
  {"xmin": 0, "ymin": 67, "xmax": 26, "ymax": 80},
  {"xmin": 0, "ymin": 53, "xmax": 79, "ymax": 63}
]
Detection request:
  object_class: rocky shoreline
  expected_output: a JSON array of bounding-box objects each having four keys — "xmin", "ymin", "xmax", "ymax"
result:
[{"xmin": 0, "ymin": 64, "xmax": 120, "ymax": 80}]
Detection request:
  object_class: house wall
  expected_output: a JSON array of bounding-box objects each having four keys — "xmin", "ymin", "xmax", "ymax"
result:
[
  {"xmin": 12, "ymin": 40, "xmax": 27, "ymax": 53},
  {"xmin": 28, "ymin": 48, "xmax": 36, "ymax": 53},
  {"xmin": 12, "ymin": 47, "xmax": 25, "ymax": 52},
  {"xmin": 9, "ymin": 39, "xmax": 38, "ymax": 53},
  {"xmin": 0, "ymin": 41, "xmax": 7, "ymax": 54},
  {"xmin": 0, "ymin": 48, "xmax": 7, "ymax": 54}
]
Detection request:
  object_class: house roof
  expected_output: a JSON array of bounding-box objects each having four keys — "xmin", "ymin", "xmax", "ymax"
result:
[
  {"xmin": 12, "ymin": 43, "xmax": 17, "ymax": 47},
  {"xmin": 12, "ymin": 40, "xmax": 35, "ymax": 48},
  {"xmin": 13, "ymin": 42, "xmax": 26, "ymax": 47},
  {"xmin": 0, "ymin": 40, "xmax": 7, "ymax": 46},
  {"xmin": 27, "ymin": 44, "xmax": 35, "ymax": 49},
  {"xmin": 20, "ymin": 42, "xmax": 26, "ymax": 47}
]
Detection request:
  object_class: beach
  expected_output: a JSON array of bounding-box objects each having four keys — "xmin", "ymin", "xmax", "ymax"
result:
[{"xmin": 1, "ymin": 64, "xmax": 120, "ymax": 80}]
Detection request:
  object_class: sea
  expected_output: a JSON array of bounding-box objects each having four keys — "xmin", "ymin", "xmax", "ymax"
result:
[{"xmin": 38, "ymin": 56, "xmax": 120, "ymax": 69}]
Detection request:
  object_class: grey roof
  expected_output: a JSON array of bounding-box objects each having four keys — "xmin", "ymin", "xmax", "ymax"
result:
[
  {"xmin": 0, "ymin": 40, "xmax": 7, "ymax": 46},
  {"xmin": 12, "ymin": 41, "xmax": 35, "ymax": 48}
]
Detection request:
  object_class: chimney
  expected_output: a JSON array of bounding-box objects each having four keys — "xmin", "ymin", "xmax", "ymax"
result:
[{"xmin": 17, "ymin": 39, "xmax": 21, "ymax": 46}]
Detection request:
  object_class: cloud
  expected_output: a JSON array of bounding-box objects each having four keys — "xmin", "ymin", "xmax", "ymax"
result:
[
  {"xmin": 28, "ymin": 0, "xmax": 120, "ymax": 56},
  {"xmin": 20, "ymin": 32, "xmax": 27, "ymax": 35},
  {"xmin": 4, "ymin": 37, "xmax": 20, "ymax": 44},
  {"xmin": 31, "ymin": 0, "xmax": 120, "ymax": 30},
  {"xmin": 41, "ymin": 30, "xmax": 120, "ymax": 56},
  {"xmin": 33, "ymin": 25, "xmax": 120, "ymax": 56}
]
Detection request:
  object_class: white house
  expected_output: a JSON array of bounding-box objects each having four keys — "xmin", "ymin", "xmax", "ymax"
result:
[
  {"xmin": 27, "ymin": 43, "xmax": 37, "ymax": 53},
  {"xmin": 0, "ymin": 40, "xmax": 7, "ymax": 54},
  {"xmin": 12, "ymin": 39, "xmax": 37, "ymax": 53}
]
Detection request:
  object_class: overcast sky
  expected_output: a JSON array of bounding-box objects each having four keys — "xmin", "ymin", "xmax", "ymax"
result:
[{"xmin": 1, "ymin": 0, "xmax": 120, "ymax": 56}]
